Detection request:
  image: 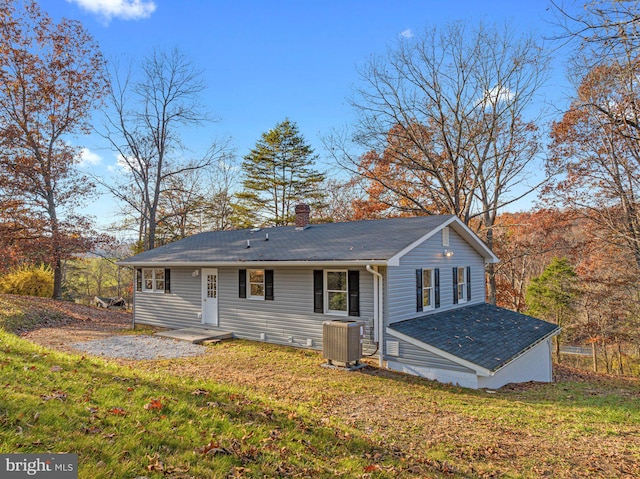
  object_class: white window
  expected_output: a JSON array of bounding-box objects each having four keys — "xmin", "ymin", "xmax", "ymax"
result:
[
  {"xmin": 457, "ymin": 267, "xmax": 466, "ymax": 303},
  {"xmin": 248, "ymin": 269, "xmax": 265, "ymax": 300},
  {"xmin": 325, "ymin": 270, "xmax": 348, "ymax": 314},
  {"xmin": 143, "ymin": 268, "xmax": 165, "ymax": 293},
  {"xmin": 422, "ymin": 269, "xmax": 433, "ymax": 309}
]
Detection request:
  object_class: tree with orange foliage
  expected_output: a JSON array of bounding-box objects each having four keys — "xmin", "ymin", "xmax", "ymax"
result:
[
  {"xmin": 492, "ymin": 209, "xmax": 577, "ymax": 312},
  {"xmin": 0, "ymin": 0, "xmax": 108, "ymax": 299},
  {"xmin": 548, "ymin": 60, "xmax": 640, "ymax": 274}
]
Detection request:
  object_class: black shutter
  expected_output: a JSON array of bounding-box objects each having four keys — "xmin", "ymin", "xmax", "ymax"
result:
[
  {"xmin": 453, "ymin": 267, "xmax": 459, "ymax": 304},
  {"xmin": 164, "ymin": 268, "xmax": 171, "ymax": 293},
  {"xmin": 239, "ymin": 269, "xmax": 247, "ymax": 298},
  {"xmin": 466, "ymin": 266, "xmax": 471, "ymax": 301},
  {"xmin": 434, "ymin": 268, "xmax": 440, "ymax": 308},
  {"xmin": 265, "ymin": 269, "xmax": 274, "ymax": 300},
  {"xmin": 416, "ymin": 269, "xmax": 423, "ymax": 312},
  {"xmin": 348, "ymin": 270, "xmax": 360, "ymax": 317},
  {"xmin": 136, "ymin": 268, "xmax": 142, "ymax": 292},
  {"xmin": 313, "ymin": 270, "xmax": 323, "ymax": 313}
]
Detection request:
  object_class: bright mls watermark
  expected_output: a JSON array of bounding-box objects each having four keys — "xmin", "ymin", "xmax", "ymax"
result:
[{"xmin": 0, "ymin": 454, "xmax": 77, "ymax": 478}]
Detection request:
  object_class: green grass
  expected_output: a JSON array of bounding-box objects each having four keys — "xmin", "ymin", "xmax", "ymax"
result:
[
  {"xmin": 1, "ymin": 295, "xmax": 640, "ymax": 478},
  {"xmin": 0, "ymin": 331, "xmax": 413, "ymax": 478}
]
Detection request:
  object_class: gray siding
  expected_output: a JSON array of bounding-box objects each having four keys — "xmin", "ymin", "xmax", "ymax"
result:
[
  {"xmin": 386, "ymin": 228, "xmax": 486, "ymax": 325},
  {"xmin": 386, "ymin": 336, "xmax": 475, "ymax": 374},
  {"xmin": 134, "ymin": 268, "xmax": 201, "ymax": 329},
  {"xmin": 135, "ymin": 265, "xmax": 377, "ymax": 353},
  {"xmin": 217, "ymin": 266, "xmax": 376, "ymax": 352}
]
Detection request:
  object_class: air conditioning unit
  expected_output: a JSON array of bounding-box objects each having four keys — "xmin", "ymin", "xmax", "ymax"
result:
[{"xmin": 322, "ymin": 320, "xmax": 364, "ymax": 368}]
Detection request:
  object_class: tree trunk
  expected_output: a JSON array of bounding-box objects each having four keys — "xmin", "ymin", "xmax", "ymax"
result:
[
  {"xmin": 555, "ymin": 336, "xmax": 561, "ymax": 363},
  {"xmin": 602, "ymin": 339, "xmax": 610, "ymax": 373},
  {"xmin": 591, "ymin": 341, "xmax": 598, "ymax": 373},
  {"xmin": 486, "ymin": 262, "xmax": 497, "ymax": 305},
  {"xmin": 617, "ymin": 342, "xmax": 624, "ymax": 375}
]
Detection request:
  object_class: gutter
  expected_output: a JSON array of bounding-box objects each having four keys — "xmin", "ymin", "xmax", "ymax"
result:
[
  {"xmin": 117, "ymin": 260, "xmax": 389, "ymax": 268},
  {"xmin": 366, "ymin": 264, "xmax": 384, "ymax": 367}
]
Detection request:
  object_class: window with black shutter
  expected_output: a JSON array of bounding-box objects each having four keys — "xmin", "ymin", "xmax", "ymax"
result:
[
  {"xmin": 265, "ymin": 269, "xmax": 274, "ymax": 301},
  {"xmin": 434, "ymin": 268, "xmax": 440, "ymax": 308},
  {"xmin": 348, "ymin": 270, "xmax": 360, "ymax": 317},
  {"xmin": 313, "ymin": 270, "xmax": 324, "ymax": 313},
  {"xmin": 452, "ymin": 267, "xmax": 459, "ymax": 304},
  {"xmin": 164, "ymin": 268, "xmax": 171, "ymax": 293},
  {"xmin": 416, "ymin": 269, "xmax": 423, "ymax": 312},
  {"xmin": 238, "ymin": 269, "xmax": 247, "ymax": 298}
]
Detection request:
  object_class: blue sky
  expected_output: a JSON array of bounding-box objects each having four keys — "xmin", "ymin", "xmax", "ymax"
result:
[{"xmin": 44, "ymin": 0, "xmax": 569, "ymax": 230}]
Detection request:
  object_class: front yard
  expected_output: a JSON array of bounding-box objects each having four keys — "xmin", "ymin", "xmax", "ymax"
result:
[{"xmin": 1, "ymin": 294, "xmax": 639, "ymax": 478}]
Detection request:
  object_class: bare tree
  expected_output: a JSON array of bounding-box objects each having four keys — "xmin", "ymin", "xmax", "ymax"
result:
[
  {"xmin": 155, "ymin": 153, "xmax": 239, "ymax": 242},
  {"xmin": 327, "ymin": 22, "xmax": 549, "ymax": 303},
  {"xmin": 100, "ymin": 48, "xmax": 227, "ymax": 250}
]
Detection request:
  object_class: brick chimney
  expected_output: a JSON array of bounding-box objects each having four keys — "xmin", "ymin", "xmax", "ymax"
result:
[{"xmin": 294, "ymin": 203, "xmax": 311, "ymax": 229}]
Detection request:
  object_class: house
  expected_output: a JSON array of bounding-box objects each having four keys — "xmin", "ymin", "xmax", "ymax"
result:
[{"xmin": 119, "ymin": 204, "xmax": 560, "ymax": 389}]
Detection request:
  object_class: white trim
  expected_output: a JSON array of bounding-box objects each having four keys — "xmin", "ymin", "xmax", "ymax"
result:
[
  {"xmin": 247, "ymin": 269, "xmax": 265, "ymax": 300},
  {"xmin": 324, "ymin": 269, "xmax": 348, "ymax": 315},
  {"xmin": 387, "ymin": 324, "xmax": 562, "ymax": 379},
  {"xmin": 142, "ymin": 268, "xmax": 165, "ymax": 293},
  {"xmin": 386, "ymin": 327, "xmax": 493, "ymax": 376},
  {"xmin": 201, "ymin": 268, "xmax": 219, "ymax": 326},
  {"xmin": 119, "ymin": 260, "xmax": 388, "ymax": 267},
  {"xmin": 387, "ymin": 216, "xmax": 499, "ymax": 266},
  {"xmin": 422, "ymin": 268, "xmax": 435, "ymax": 310},
  {"xmin": 387, "ymin": 217, "xmax": 456, "ymax": 266},
  {"xmin": 119, "ymin": 217, "xmax": 499, "ymax": 269},
  {"xmin": 490, "ymin": 327, "xmax": 561, "ymax": 376}
]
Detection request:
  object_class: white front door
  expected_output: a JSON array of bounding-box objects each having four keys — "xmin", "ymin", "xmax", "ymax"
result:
[{"xmin": 202, "ymin": 268, "xmax": 218, "ymax": 326}]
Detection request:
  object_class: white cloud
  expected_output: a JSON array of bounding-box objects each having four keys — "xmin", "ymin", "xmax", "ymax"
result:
[
  {"xmin": 399, "ymin": 29, "xmax": 414, "ymax": 39},
  {"xmin": 78, "ymin": 147, "xmax": 102, "ymax": 167},
  {"xmin": 67, "ymin": 0, "xmax": 156, "ymax": 21},
  {"xmin": 480, "ymin": 84, "xmax": 514, "ymax": 108},
  {"xmin": 108, "ymin": 153, "xmax": 138, "ymax": 173}
]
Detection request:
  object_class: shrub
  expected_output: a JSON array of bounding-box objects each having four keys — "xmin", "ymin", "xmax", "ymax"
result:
[{"xmin": 0, "ymin": 264, "xmax": 54, "ymax": 298}]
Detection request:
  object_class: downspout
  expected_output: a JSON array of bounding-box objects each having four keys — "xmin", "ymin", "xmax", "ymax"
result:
[{"xmin": 366, "ymin": 264, "xmax": 384, "ymax": 367}]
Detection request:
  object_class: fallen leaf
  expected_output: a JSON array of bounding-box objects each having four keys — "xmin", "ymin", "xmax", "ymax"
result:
[
  {"xmin": 41, "ymin": 391, "xmax": 66, "ymax": 401},
  {"xmin": 144, "ymin": 399, "xmax": 163, "ymax": 411},
  {"xmin": 108, "ymin": 407, "xmax": 127, "ymax": 416}
]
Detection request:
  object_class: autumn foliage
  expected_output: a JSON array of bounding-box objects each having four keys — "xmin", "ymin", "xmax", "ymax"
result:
[{"xmin": 0, "ymin": 0, "xmax": 108, "ymax": 298}]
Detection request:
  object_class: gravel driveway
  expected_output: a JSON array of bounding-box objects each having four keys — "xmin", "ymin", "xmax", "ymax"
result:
[{"xmin": 72, "ymin": 335, "xmax": 207, "ymax": 360}]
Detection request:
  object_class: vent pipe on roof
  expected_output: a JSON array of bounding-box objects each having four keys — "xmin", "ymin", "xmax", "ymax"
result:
[{"xmin": 295, "ymin": 203, "xmax": 310, "ymax": 230}]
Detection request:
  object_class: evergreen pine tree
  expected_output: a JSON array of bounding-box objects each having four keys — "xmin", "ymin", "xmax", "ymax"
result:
[
  {"xmin": 237, "ymin": 119, "xmax": 325, "ymax": 226},
  {"xmin": 526, "ymin": 257, "xmax": 580, "ymax": 361}
]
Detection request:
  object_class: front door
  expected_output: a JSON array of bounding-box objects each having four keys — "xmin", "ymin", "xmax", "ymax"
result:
[{"xmin": 202, "ymin": 268, "xmax": 218, "ymax": 326}]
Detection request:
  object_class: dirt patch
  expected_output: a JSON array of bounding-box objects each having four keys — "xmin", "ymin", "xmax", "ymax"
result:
[{"xmin": 15, "ymin": 296, "xmax": 134, "ymax": 354}]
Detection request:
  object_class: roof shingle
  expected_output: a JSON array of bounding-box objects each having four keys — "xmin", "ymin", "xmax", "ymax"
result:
[
  {"xmin": 389, "ymin": 304, "xmax": 560, "ymax": 372},
  {"xmin": 121, "ymin": 215, "xmax": 455, "ymax": 264}
]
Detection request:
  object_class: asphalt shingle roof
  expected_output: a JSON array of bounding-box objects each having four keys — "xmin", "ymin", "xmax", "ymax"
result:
[
  {"xmin": 389, "ymin": 304, "xmax": 560, "ymax": 372},
  {"xmin": 121, "ymin": 215, "xmax": 455, "ymax": 264}
]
